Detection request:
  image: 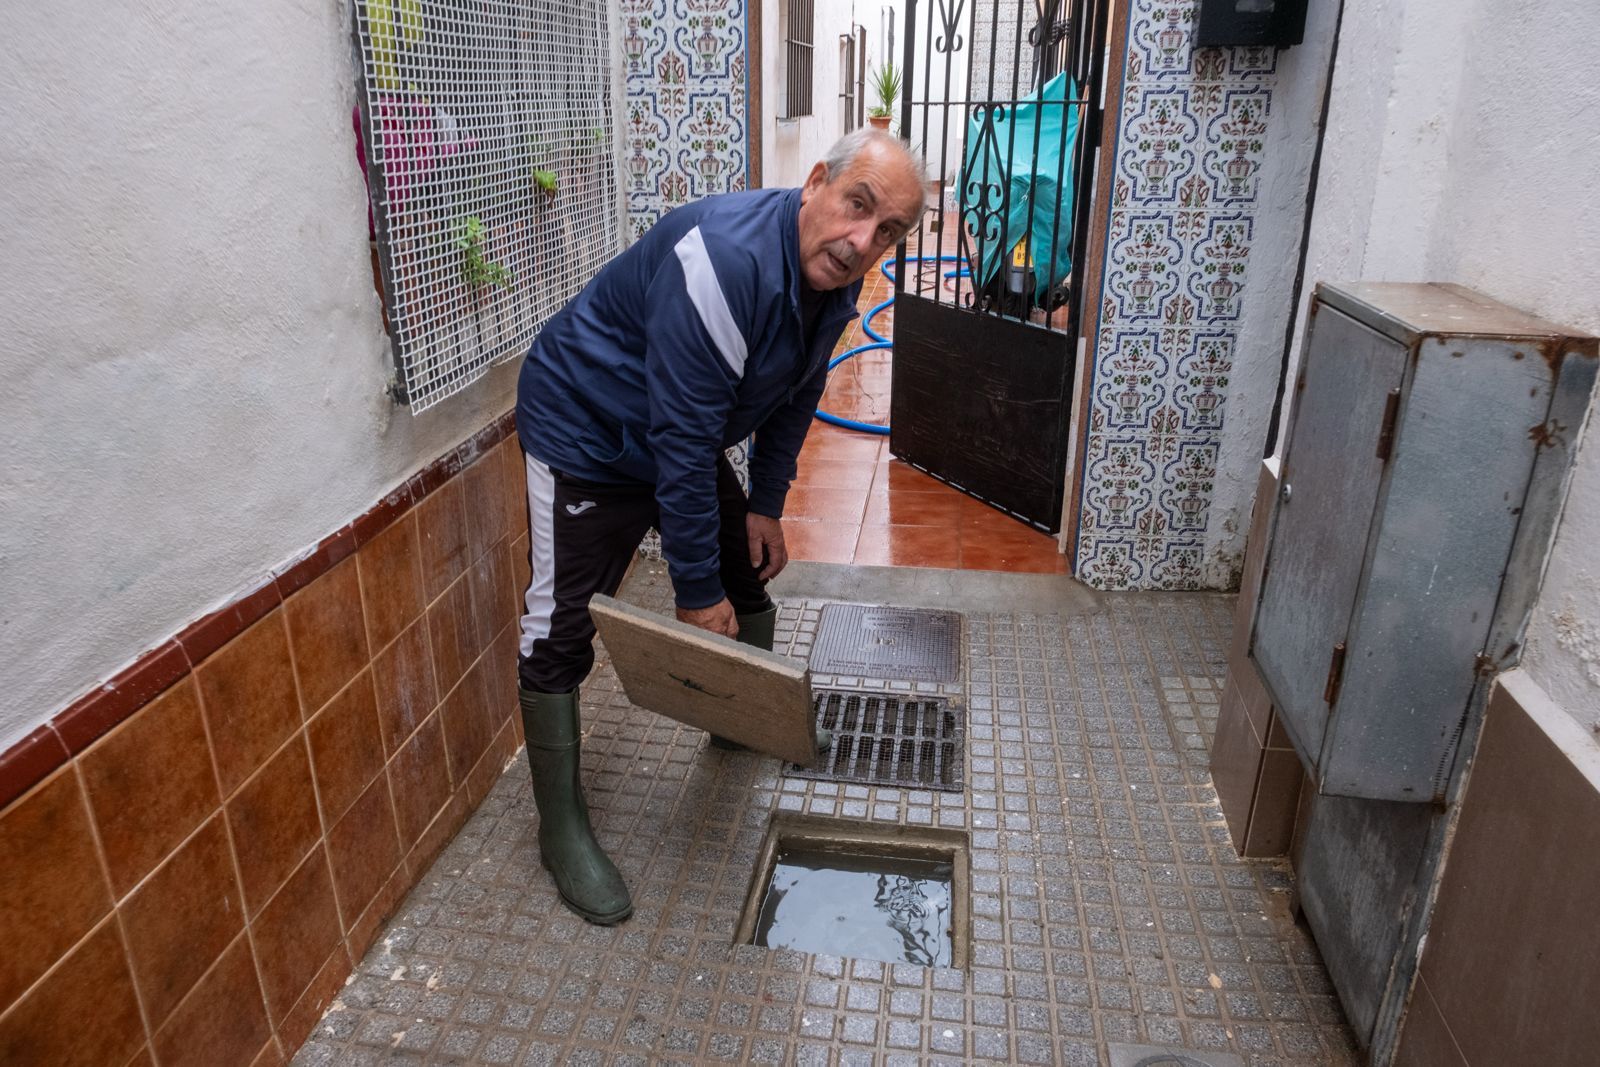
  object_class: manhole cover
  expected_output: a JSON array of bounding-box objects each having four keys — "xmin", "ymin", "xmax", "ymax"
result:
[
  {"xmin": 809, "ymin": 604, "xmax": 961, "ymax": 682},
  {"xmin": 789, "ymin": 690, "xmax": 964, "ymax": 791},
  {"xmin": 1106, "ymin": 1044, "xmax": 1245, "ymax": 1067}
]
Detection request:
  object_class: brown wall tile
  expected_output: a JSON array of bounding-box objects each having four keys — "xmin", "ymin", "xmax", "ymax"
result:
[
  {"xmin": 344, "ymin": 865, "xmax": 410, "ymax": 967},
  {"xmin": 326, "ymin": 775, "xmax": 402, "ymax": 935},
  {"xmin": 371, "ymin": 618, "xmax": 438, "ymax": 757},
  {"xmin": 306, "ymin": 670, "xmax": 385, "ymax": 827},
  {"xmin": 149, "ymin": 934, "xmax": 272, "ymax": 1067},
  {"xmin": 441, "ymin": 659, "xmax": 496, "ymax": 789},
  {"xmin": 389, "ymin": 714, "xmax": 451, "ymax": 851},
  {"xmin": 285, "ymin": 558, "xmax": 369, "ymax": 717},
  {"xmin": 250, "ymin": 847, "xmax": 345, "ymax": 1026},
  {"xmin": 509, "ymin": 531, "xmax": 531, "ymax": 623},
  {"xmin": 0, "ymin": 920, "xmax": 145, "ymax": 1067},
  {"xmin": 225, "ymin": 736, "xmax": 322, "ymax": 918},
  {"xmin": 0, "ymin": 767, "xmax": 113, "ymax": 1009},
  {"xmin": 463, "ymin": 449, "xmax": 510, "ymax": 567},
  {"xmin": 276, "ymin": 944, "xmax": 352, "ymax": 1057},
  {"xmin": 502, "ymin": 438, "xmax": 530, "ymax": 541},
  {"xmin": 428, "ymin": 574, "xmax": 479, "ymax": 699},
  {"xmin": 177, "ymin": 583, "xmax": 282, "ymax": 668},
  {"xmin": 1242, "ymin": 746, "xmax": 1303, "ymax": 858},
  {"xmin": 465, "ymin": 720, "xmax": 516, "ymax": 811},
  {"xmin": 356, "ymin": 512, "xmax": 425, "ymax": 654},
  {"xmin": 468, "ymin": 545, "xmax": 515, "ymax": 654},
  {"xmin": 1393, "ymin": 974, "xmax": 1467, "ymax": 1067},
  {"xmin": 250, "ymin": 1037, "xmax": 286, "ymax": 1067},
  {"xmin": 403, "ymin": 792, "xmax": 469, "ymax": 883},
  {"xmin": 274, "ymin": 526, "xmax": 357, "ymax": 600},
  {"xmin": 196, "ymin": 612, "xmax": 302, "ymax": 796},
  {"xmin": 0, "ymin": 725, "xmax": 71, "ymax": 814},
  {"xmin": 1410, "ymin": 680, "xmax": 1600, "ymax": 1065},
  {"xmin": 54, "ymin": 641, "xmax": 189, "ymax": 756},
  {"xmin": 120, "ymin": 816, "xmax": 244, "ymax": 1027},
  {"xmin": 416, "ymin": 477, "xmax": 470, "ymax": 603},
  {"xmin": 1210, "ymin": 674, "xmax": 1265, "ymax": 852},
  {"xmin": 80, "ymin": 678, "xmax": 220, "ymax": 896},
  {"xmin": 487, "ymin": 620, "xmax": 520, "ymax": 727}
]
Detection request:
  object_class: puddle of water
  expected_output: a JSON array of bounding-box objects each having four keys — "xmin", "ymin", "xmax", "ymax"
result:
[{"xmin": 752, "ymin": 849, "xmax": 953, "ymax": 966}]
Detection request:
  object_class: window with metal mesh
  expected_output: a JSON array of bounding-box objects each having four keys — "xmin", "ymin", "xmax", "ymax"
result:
[
  {"xmin": 781, "ymin": 0, "xmax": 814, "ymax": 119},
  {"xmin": 352, "ymin": 0, "xmax": 621, "ymax": 412}
]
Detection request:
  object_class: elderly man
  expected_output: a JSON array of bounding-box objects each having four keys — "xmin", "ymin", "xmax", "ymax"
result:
[{"xmin": 513, "ymin": 129, "xmax": 926, "ymax": 923}]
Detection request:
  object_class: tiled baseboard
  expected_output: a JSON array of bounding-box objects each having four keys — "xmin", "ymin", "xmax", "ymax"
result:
[{"xmin": 0, "ymin": 413, "xmax": 530, "ymax": 1065}]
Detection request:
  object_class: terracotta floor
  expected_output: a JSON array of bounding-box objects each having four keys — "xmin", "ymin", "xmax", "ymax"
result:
[{"xmin": 789, "ymin": 258, "xmax": 1070, "ymax": 575}]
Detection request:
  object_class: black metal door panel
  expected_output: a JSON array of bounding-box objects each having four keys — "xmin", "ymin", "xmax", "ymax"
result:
[
  {"xmin": 890, "ymin": 0, "xmax": 1109, "ymax": 534},
  {"xmin": 889, "ymin": 296, "xmax": 1072, "ymax": 530}
]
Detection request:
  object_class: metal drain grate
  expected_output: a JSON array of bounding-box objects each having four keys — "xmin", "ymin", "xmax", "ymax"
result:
[
  {"xmin": 808, "ymin": 604, "xmax": 962, "ymax": 682},
  {"xmin": 788, "ymin": 690, "xmax": 964, "ymax": 791}
]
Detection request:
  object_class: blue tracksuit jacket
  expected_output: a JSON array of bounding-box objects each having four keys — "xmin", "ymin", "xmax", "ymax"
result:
[{"xmin": 515, "ymin": 187, "xmax": 861, "ymax": 609}]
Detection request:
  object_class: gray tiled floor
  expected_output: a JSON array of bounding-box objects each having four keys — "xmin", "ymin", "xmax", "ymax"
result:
[{"xmin": 294, "ymin": 562, "xmax": 1356, "ymax": 1066}]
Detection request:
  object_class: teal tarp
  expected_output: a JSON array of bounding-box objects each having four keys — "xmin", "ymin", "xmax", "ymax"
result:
[{"xmin": 960, "ymin": 73, "xmax": 1082, "ymax": 302}]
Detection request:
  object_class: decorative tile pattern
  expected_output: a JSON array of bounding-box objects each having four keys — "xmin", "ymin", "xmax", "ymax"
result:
[
  {"xmin": 621, "ymin": 0, "xmax": 749, "ymax": 240},
  {"xmin": 626, "ymin": 2, "xmax": 749, "ymax": 562},
  {"xmin": 1076, "ymin": 1, "xmax": 1277, "ymax": 590}
]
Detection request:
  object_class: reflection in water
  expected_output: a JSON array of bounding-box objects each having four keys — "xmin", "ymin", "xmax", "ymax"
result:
[{"xmin": 753, "ymin": 850, "xmax": 952, "ymax": 966}]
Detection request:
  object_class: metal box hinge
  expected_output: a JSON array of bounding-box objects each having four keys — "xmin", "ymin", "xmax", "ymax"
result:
[
  {"xmin": 1376, "ymin": 388, "xmax": 1402, "ymax": 460},
  {"xmin": 1323, "ymin": 642, "xmax": 1347, "ymax": 707}
]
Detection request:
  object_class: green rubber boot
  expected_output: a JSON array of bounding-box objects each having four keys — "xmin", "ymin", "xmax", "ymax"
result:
[
  {"xmin": 520, "ymin": 687, "xmax": 632, "ymax": 924},
  {"xmin": 709, "ymin": 605, "xmax": 832, "ymax": 754}
]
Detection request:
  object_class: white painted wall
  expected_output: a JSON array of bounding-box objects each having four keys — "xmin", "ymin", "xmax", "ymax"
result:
[
  {"xmin": 1199, "ymin": 0, "xmax": 1340, "ymax": 585},
  {"xmin": 1284, "ymin": 0, "xmax": 1600, "ymax": 731},
  {"xmin": 760, "ymin": 0, "xmax": 967, "ymax": 187},
  {"xmin": 0, "ymin": 0, "xmax": 522, "ymax": 751},
  {"xmin": 763, "ymin": 0, "xmax": 876, "ymax": 187}
]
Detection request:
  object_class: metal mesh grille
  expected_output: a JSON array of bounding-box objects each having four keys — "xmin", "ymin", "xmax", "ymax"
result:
[
  {"xmin": 789, "ymin": 691, "xmax": 965, "ymax": 791},
  {"xmin": 353, "ymin": 0, "xmax": 621, "ymax": 412}
]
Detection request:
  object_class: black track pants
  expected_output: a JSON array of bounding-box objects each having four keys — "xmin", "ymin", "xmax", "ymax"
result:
[{"xmin": 516, "ymin": 451, "xmax": 773, "ymax": 694}]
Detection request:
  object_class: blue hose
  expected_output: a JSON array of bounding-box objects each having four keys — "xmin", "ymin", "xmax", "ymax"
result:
[{"xmin": 814, "ymin": 256, "xmax": 969, "ymax": 435}]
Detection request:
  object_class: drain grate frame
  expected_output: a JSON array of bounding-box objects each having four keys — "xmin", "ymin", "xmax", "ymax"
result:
[
  {"xmin": 789, "ymin": 689, "xmax": 965, "ymax": 791},
  {"xmin": 808, "ymin": 603, "xmax": 963, "ymax": 683}
]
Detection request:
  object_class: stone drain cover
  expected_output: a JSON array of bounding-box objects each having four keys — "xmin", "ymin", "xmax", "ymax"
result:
[
  {"xmin": 788, "ymin": 690, "xmax": 964, "ymax": 791},
  {"xmin": 808, "ymin": 604, "xmax": 961, "ymax": 683},
  {"xmin": 1107, "ymin": 1044, "xmax": 1245, "ymax": 1067}
]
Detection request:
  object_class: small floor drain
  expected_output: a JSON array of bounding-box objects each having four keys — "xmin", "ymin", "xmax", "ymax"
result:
[
  {"xmin": 1107, "ymin": 1044, "xmax": 1245, "ymax": 1067},
  {"xmin": 809, "ymin": 604, "xmax": 962, "ymax": 682},
  {"xmin": 789, "ymin": 690, "xmax": 964, "ymax": 791}
]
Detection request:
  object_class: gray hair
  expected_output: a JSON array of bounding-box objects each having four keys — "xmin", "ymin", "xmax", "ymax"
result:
[{"xmin": 820, "ymin": 128, "xmax": 929, "ymax": 239}]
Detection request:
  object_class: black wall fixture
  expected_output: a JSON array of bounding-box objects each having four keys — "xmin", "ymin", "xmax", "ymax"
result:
[{"xmin": 1195, "ymin": 0, "xmax": 1308, "ymax": 48}]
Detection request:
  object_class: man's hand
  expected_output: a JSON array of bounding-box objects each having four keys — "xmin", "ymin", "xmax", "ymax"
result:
[
  {"xmin": 746, "ymin": 512, "xmax": 788, "ymax": 581},
  {"xmin": 677, "ymin": 598, "xmax": 739, "ymax": 638}
]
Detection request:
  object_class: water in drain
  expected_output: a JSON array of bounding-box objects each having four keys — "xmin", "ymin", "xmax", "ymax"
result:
[{"xmin": 752, "ymin": 849, "xmax": 953, "ymax": 966}]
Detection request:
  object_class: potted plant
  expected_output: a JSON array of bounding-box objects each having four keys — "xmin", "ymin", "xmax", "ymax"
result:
[{"xmin": 868, "ymin": 62, "xmax": 900, "ymax": 130}]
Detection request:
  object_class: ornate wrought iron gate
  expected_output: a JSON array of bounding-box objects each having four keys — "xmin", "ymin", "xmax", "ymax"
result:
[{"xmin": 889, "ymin": 0, "xmax": 1109, "ymax": 532}]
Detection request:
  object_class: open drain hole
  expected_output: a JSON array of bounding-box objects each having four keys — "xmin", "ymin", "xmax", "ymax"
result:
[
  {"xmin": 733, "ymin": 814, "xmax": 971, "ymax": 968},
  {"xmin": 790, "ymin": 690, "xmax": 964, "ymax": 791}
]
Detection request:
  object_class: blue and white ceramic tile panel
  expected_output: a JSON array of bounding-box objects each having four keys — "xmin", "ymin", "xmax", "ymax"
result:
[
  {"xmin": 624, "ymin": 0, "xmax": 751, "ymax": 561},
  {"xmin": 620, "ymin": 0, "xmax": 749, "ymax": 240},
  {"xmin": 1074, "ymin": 1, "xmax": 1277, "ymax": 591}
]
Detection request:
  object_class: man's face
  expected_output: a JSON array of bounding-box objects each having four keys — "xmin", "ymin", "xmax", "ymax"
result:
[{"xmin": 795, "ymin": 145, "xmax": 925, "ymax": 291}]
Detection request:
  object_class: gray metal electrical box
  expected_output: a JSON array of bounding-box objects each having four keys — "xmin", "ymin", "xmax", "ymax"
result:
[{"xmin": 1250, "ymin": 283, "xmax": 1596, "ymax": 802}]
